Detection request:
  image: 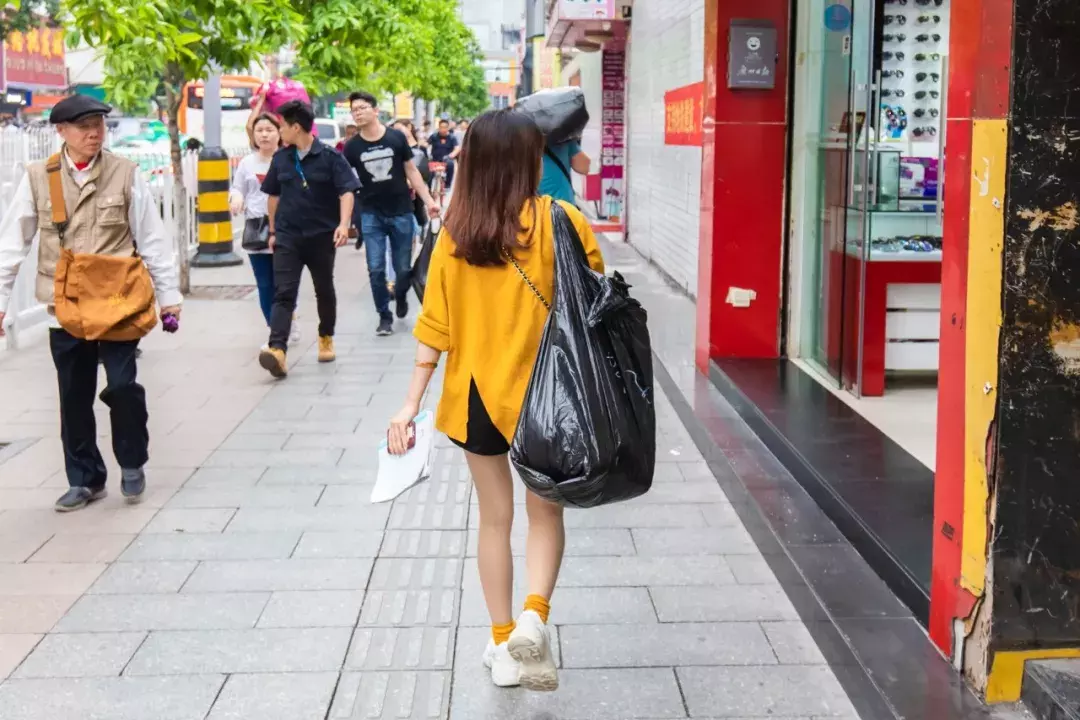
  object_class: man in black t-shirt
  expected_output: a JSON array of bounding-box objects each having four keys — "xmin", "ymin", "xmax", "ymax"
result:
[
  {"xmin": 344, "ymin": 91, "xmax": 441, "ymax": 336},
  {"xmin": 427, "ymin": 119, "xmax": 459, "ymax": 188}
]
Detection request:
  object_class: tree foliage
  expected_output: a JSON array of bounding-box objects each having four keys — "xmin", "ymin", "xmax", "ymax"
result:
[{"xmin": 2, "ymin": 0, "xmax": 60, "ymax": 41}]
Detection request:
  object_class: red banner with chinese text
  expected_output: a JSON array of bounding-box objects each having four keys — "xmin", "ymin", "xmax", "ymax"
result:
[
  {"xmin": 664, "ymin": 82, "xmax": 704, "ymax": 146},
  {"xmin": 3, "ymin": 26, "xmax": 66, "ymax": 88}
]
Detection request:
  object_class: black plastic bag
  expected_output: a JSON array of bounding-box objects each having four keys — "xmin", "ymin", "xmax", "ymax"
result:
[
  {"xmin": 411, "ymin": 222, "xmax": 438, "ymax": 303},
  {"xmin": 513, "ymin": 87, "xmax": 589, "ymax": 145},
  {"xmin": 510, "ymin": 204, "xmax": 656, "ymax": 508}
]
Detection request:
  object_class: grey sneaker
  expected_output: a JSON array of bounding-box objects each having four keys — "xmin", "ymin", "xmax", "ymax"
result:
[
  {"xmin": 121, "ymin": 468, "xmax": 146, "ymax": 502},
  {"xmin": 55, "ymin": 486, "xmax": 107, "ymax": 513},
  {"xmin": 376, "ymin": 318, "xmax": 394, "ymax": 336}
]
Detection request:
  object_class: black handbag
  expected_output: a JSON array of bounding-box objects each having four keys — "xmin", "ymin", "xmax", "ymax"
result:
[{"xmin": 241, "ymin": 216, "xmax": 270, "ymax": 252}]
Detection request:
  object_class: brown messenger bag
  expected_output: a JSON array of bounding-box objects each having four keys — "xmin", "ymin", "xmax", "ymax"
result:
[{"xmin": 47, "ymin": 153, "xmax": 158, "ymax": 341}]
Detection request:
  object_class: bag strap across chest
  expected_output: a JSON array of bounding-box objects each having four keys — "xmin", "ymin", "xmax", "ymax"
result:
[{"xmin": 45, "ymin": 153, "xmax": 68, "ymax": 244}]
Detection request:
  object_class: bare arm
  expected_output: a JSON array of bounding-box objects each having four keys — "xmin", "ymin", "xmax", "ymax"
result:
[
  {"xmin": 387, "ymin": 342, "xmax": 442, "ymax": 454},
  {"xmin": 405, "ymin": 160, "xmax": 439, "ymax": 213},
  {"xmin": 570, "ymin": 151, "xmax": 591, "ymax": 175}
]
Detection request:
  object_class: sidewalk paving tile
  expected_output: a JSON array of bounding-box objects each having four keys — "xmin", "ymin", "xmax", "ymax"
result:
[
  {"xmin": 330, "ymin": 670, "xmax": 450, "ymax": 719},
  {"xmin": 27, "ymin": 534, "xmax": 136, "ymax": 564},
  {"xmin": 677, "ymin": 665, "xmax": 855, "ymax": 717},
  {"xmin": 124, "ymin": 627, "xmax": 351, "ymax": 675},
  {"xmin": 0, "ymin": 675, "xmax": 225, "ymax": 720},
  {"xmin": 54, "ymin": 593, "xmax": 269, "ymax": 632},
  {"xmin": 561, "ymin": 622, "xmax": 778, "ymax": 667},
  {"xmin": 256, "ymin": 590, "xmax": 365, "ymax": 628},
  {"xmin": 449, "ymin": 667, "xmax": 686, "ymax": 720},
  {"xmin": 118, "ymin": 532, "xmax": 301, "ymax": 562},
  {"xmin": 206, "ymin": 672, "xmax": 338, "ymax": 720},
  {"xmin": 12, "ymin": 631, "xmax": 146, "ymax": 678},
  {"xmin": 0, "ymin": 596, "xmax": 78, "ymax": 633},
  {"xmin": 0, "ymin": 562, "xmax": 107, "ymax": 596},
  {"xmin": 182, "ymin": 558, "xmax": 375, "ymax": 593},
  {"xmin": 292, "ymin": 531, "xmax": 385, "ymax": 558},
  {"xmin": 0, "ymin": 634, "xmax": 40, "ymax": 679},
  {"xmin": 346, "ymin": 626, "xmax": 456, "ymax": 671},
  {"xmin": 87, "ymin": 561, "xmax": 197, "ymax": 594},
  {"xmin": 143, "ymin": 508, "xmax": 236, "ymax": 534}
]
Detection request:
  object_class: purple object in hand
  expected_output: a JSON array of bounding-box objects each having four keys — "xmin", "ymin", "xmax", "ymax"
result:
[{"xmin": 162, "ymin": 313, "xmax": 179, "ymax": 333}]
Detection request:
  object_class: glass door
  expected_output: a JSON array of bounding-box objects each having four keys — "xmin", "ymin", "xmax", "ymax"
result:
[
  {"xmin": 795, "ymin": 0, "xmax": 856, "ymax": 385},
  {"xmin": 841, "ymin": 0, "xmax": 878, "ymax": 393}
]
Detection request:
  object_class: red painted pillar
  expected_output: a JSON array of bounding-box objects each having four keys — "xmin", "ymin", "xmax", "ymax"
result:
[
  {"xmin": 697, "ymin": 0, "xmax": 790, "ymax": 371},
  {"xmin": 929, "ymin": 0, "xmax": 1014, "ymax": 655}
]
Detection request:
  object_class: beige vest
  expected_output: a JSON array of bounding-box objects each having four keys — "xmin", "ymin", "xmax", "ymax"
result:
[{"xmin": 26, "ymin": 149, "xmax": 137, "ymax": 305}]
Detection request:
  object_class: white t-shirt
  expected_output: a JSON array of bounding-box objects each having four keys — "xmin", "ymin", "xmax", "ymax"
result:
[{"xmin": 229, "ymin": 153, "xmax": 274, "ymax": 220}]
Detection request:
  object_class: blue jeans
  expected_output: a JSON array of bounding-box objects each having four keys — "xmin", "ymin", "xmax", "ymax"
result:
[
  {"xmin": 249, "ymin": 253, "xmax": 275, "ymax": 325},
  {"xmin": 362, "ymin": 211, "xmax": 414, "ymax": 319}
]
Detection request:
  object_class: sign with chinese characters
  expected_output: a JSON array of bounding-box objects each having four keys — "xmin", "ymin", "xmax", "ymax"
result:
[
  {"xmin": 3, "ymin": 26, "xmax": 66, "ymax": 88},
  {"xmin": 727, "ymin": 20, "xmax": 777, "ymax": 90},
  {"xmin": 600, "ymin": 50, "xmax": 625, "ymax": 222},
  {"xmin": 664, "ymin": 82, "xmax": 704, "ymax": 146},
  {"xmin": 559, "ymin": 0, "xmax": 614, "ymax": 20}
]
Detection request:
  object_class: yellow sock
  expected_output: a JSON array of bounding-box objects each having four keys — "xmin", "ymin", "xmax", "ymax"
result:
[
  {"xmin": 524, "ymin": 594, "xmax": 551, "ymax": 624},
  {"xmin": 492, "ymin": 621, "xmax": 515, "ymax": 645}
]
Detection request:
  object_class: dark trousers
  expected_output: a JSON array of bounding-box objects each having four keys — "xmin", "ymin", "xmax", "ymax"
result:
[
  {"xmin": 269, "ymin": 233, "xmax": 337, "ymax": 350},
  {"xmin": 49, "ymin": 328, "xmax": 148, "ymax": 489},
  {"xmin": 361, "ymin": 211, "xmax": 414, "ymax": 320}
]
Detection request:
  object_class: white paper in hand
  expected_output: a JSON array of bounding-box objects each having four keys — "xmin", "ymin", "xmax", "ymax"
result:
[{"xmin": 371, "ymin": 410, "xmax": 434, "ymax": 503}]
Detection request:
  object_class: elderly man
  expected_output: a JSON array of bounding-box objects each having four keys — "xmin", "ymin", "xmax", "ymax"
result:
[{"xmin": 0, "ymin": 95, "xmax": 182, "ymax": 512}]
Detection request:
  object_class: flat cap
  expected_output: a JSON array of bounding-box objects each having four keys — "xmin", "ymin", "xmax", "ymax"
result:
[{"xmin": 50, "ymin": 95, "xmax": 113, "ymax": 124}]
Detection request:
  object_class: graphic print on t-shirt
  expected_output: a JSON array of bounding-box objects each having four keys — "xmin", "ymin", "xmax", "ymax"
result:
[
  {"xmin": 255, "ymin": 173, "xmax": 266, "ymax": 184},
  {"xmin": 360, "ymin": 147, "xmax": 395, "ymax": 183}
]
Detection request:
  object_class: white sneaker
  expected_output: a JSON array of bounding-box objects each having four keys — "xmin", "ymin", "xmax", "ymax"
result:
[
  {"xmin": 482, "ymin": 639, "xmax": 521, "ymax": 688},
  {"xmin": 288, "ymin": 313, "xmax": 302, "ymax": 346},
  {"xmin": 507, "ymin": 610, "xmax": 558, "ymax": 692}
]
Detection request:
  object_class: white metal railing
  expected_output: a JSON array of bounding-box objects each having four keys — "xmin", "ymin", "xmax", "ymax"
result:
[{"xmin": 1, "ymin": 126, "xmax": 251, "ymax": 350}]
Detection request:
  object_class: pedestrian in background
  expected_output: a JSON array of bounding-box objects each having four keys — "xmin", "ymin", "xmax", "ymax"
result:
[
  {"xmin": 387, "ymin": 109, "xmax": 604, "ymax": 691},
  {"xmin": 427, "ymin": 119, "xmax": 460, "ymax": 189},
  {"xmin": 0, "ymin": 95, "xmax": 183, "ymax": 512},
  {"xmin": 257, "ymin": 100, "xmax": 358, "ymax": 378},
  {"xmin": 230, "ymin": 112, "xmax": 302, "ymax": 345},
  {"xmin": 344, "ymin": 92, "xmax": 440, "ymax": 337},
  {"xmin": 539, "ymin": 137, "xmax": 590, "ymax": 205}
]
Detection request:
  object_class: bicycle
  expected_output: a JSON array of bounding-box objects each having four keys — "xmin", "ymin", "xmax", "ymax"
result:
[{"xmin": 428, "ymin": 161, "xmax": 448, "ymax": 210}]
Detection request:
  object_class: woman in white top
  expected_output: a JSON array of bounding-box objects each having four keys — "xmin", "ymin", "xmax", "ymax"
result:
[{"xmin": 230, "ymin": 113, "xmax": 298, "ymax": 338}]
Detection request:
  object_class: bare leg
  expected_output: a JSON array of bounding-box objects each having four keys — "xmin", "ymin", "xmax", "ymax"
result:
[
  {"xmin": 524, "ymin": 489, "xmax": 565, "ymax": 601},
  {"xmin": 466, "ymin": 451, "xmax": 515, "ymax": 626}
]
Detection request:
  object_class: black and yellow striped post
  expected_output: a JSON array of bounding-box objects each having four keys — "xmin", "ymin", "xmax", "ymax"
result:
[{"xmin": 191, "ymin": 147, "xmax": 242, "ymax": 267}]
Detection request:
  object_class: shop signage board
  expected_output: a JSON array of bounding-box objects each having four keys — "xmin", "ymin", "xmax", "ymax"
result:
[
  {"xmin": 601, "ymin": 50, "xmax": 625, "ymax": 221},
  {"xmin": 559, "ymin": 0, "xmax": 614, "ymax": 20},
  {"xmin": 664, "ymin": 82, "xmax": 704, "ymax": 146},
  {"xmin": 3, "ymin": 26, "xmax": 66, "ymax": 88},
  {"xmin": 727, "ymin": 20, "xmax": 777, "ymax": 90}
]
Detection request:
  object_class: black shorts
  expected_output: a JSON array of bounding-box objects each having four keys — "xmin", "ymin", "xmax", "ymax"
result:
[{"xmin": 451, "ymin": 380, "xmax": 511, "ymax": 456}]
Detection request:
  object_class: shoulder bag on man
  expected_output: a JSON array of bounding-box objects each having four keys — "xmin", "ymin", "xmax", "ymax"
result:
[{"xmin": 48, "ymin": 153, "xmax": 158, "ymax": 341}]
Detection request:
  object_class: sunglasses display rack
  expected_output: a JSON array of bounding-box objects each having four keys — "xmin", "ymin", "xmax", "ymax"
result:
[{"xmin": 879, "ymin": 0, "xmax": 949, "ymax": 146}]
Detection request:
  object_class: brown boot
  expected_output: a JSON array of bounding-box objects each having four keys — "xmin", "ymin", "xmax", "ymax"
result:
[
  {"xmin": 258, "ymin": 346, "xmax": 287, "ymax": 378},
  {"xmin": 318, "ymin": 336, "xmax": 336, "ymax": 363}
]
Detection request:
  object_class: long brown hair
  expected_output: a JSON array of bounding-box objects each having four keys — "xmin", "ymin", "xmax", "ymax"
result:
[{"xmin": 445, "ymin": 109, "xmax": 544, "ymax": 266}]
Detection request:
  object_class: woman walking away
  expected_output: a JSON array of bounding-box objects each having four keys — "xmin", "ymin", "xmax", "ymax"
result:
[
  {"xmin": 387, "ymin": 110, "xmax": 604, "ymax": 691},
  {"xmin": 230, "ymin": 113, "xmax": 299, "ymax": 344}
]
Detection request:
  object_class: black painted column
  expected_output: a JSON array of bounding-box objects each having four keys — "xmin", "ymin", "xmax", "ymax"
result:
[{"xmin": 992, "ymin": 0, "xmax": 1080, "ymax": 665}]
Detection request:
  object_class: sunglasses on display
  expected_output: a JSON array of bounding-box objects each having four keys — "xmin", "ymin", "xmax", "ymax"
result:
[
  {"xmin": 915, "ymin": 33, "xmax": 942, "ymax": 42},
  {"xmin": 882, "ymin": 89, "xmax": 906, "ymax": 98},
  {"xmin": 912, "ymin": 126, "xmax": 938, "ymax": 137},
  {"xmin": 916, "ymin": 0, "xmax": 944, "ymax": 5},
  {"xmin": 917, "ymin": 14, "xmax": 942, "ymax": 23},
  {"xmin": 883, "ymin": 34, "xmax": 907, "ymax": 42},
  {"xmin": 885, "ymin": 0, "xmax": 908, "ymax": 4},
  {"xmin": 883, "ymin": 51, "xmax": 906, "ymax": 61},
  {"xmin": 915, "ymin": 90, "xmax": 940, "ymax": 99},
  {"xmin": 884, "ymin": 15, "xmax": 907, "ymax": 24},
  {"xmin": 916, "ymin": 72, "xmax": 940, "ymax": 82},
  {"xmin": 915, "ymin": 52, "xmax": 941, "ymax": 61},
  {"xmin": 914, "ymin": 108, "xmax": 940, "ymax": 118},
  {"xmin": 882, "ymin": 70, "xmax": 905, "ymax": 79}
]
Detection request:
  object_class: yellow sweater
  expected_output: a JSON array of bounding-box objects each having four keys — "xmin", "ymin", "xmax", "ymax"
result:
[{"xmin": 414, "ymin": 196, "xmax": 605, "ymax": 445}]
